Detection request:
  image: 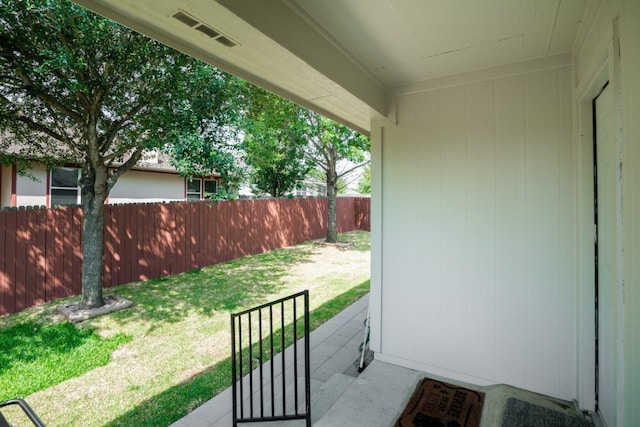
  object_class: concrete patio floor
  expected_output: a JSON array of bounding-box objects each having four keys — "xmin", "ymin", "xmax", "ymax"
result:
[{"xmin": 170, "ymin": 294, "xmax": 592, "ymax": 427}]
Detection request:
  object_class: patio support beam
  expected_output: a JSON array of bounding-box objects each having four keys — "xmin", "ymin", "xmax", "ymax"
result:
[{"xmin": 215, "ymin": 0, "xmax": 389, "ymax": 120}]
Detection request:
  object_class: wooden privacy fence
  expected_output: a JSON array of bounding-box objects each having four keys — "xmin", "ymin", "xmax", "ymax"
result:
[{"xmin": 0, "ymin": 196, "xmax": 370, "ymax": 316}]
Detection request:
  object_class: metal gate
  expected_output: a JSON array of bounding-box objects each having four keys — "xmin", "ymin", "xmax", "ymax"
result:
[{"xmin": 231, "ymin": 290, "xmax": 311, "ymax": 426}]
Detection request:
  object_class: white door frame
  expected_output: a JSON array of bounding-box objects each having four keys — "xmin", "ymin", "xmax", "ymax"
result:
[{"xmin": 575, "ymin": 36, "xmax": 624, "ymax": 424}]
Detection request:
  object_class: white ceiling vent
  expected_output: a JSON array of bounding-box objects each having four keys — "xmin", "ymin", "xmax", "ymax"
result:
[
  {"xmin": 170, "ymin": 10, "xmax": 238, "ymax": 48},
  {"xmin": 171, "ymin": 10, "xmax": 198, "ymax": 27}
]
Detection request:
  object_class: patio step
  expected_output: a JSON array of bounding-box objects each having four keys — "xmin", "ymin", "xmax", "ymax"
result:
[
  {"xmin": 248, "ymin": 373, "xmax": 355, "ymax": 426},
  {"xmin": 311, "ymin": 373, "xmax": 356, "ymax": 424},
  {"xmin": 314, "ymin": 360, "xmax": 422, "ymax": 427}
]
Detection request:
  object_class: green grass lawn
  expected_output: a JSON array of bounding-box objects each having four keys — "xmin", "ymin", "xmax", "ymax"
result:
[
  {"xmin": 0, "ymin": 322, "xmax": 130, "ymax": 401},
  {"xmin": 0, "ymin": 231, "xmax": 370, "ymax": 427}
]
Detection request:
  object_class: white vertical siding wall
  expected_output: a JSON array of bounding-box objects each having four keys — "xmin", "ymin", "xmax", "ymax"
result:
[
  {"xmin": 620, "ymin": 2, "xmax": 640, "ymax": 424},
  {"xmin": 374, "ymin": 64, "xmax": 576, "ymax": 401}
]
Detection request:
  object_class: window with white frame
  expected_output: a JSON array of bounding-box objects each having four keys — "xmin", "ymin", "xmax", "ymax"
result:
[
  {"xmin": 204, "ymin": 179, "xmax": 218, "ymax": 199},
  {"xmin": 186, "ymin": 178, "xmax": 219, "ymax": 200},
  {"xmin": 50, "ymin": 167, "xmax": 81, "ymax": 207},
  {"xmin": 186, "ymin": 178, "xmax": 202, "ymax": 200}
]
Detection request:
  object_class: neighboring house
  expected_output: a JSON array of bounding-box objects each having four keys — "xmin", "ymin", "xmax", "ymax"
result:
[
  {"xmin": 236, "ymin": 175, "xmax": 326, "ymax": 198},
  {"xmin": 294, "ymin": 178, "xmax": 325, "ymax": 198},
  {"xmin": 0, "ymin": 152, "xmax": 221, "ymax": 208},
  {"xmin": 236, "ymin": 181, "xmax": 324, "ymax": 199},
  {"xmin": 70, "ymin": 1, "xmax": 640, "ymax": 425}
]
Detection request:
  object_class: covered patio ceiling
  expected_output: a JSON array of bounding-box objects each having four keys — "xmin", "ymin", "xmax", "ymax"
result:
[{"xmin": 72, "ymin": 0, "xmax": 594, "ymax": 135}]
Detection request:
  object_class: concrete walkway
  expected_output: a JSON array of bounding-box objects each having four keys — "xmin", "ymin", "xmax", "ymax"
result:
[
  {"xmin": 170, "ymin": 293, "xmax": 592, "ymax": 427},
  {"xmin": 170, "ymin": 294, "xmax": 369, "ymax": 427}
]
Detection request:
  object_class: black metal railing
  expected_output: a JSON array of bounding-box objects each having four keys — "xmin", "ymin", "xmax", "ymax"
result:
[
  {"xmin": 0, "ymin": 399, "xmax": 46, "ymax": 427},
  {"xmin": 231, "ymin": 290, "xmax": 311, "ymax": 426}
]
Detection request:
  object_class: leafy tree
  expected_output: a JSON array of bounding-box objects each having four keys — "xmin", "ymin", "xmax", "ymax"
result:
[
  {"xmin": 357, "ymin": 165, "xmax": 371, "ymax": 194},
  {"xmin": 167, "ymin": 121, "xmax": 244, "ymax": 199},
  {"xmin": 240, "ymin": 84, "xmax": 369, "ymax": 241},
  {"xmin": 0, "ymin": 0, "xmax": 237, "ymax": 308},
  {"xmin": 303, "ymin": 111, "xmax": 369, "ymax": 242},
  {"xmin": 240, "ymin": 86, "xmax": 312, "ymax": 197}
]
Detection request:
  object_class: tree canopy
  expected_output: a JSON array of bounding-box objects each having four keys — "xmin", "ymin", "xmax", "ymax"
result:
[
  {"xmin": 357, "ymin": 165, "xmax": 371, "ymax": 194},
  {"xmin": 302, "ymin": 111, "xmax": 369, "ymax": 242},
  {"xmin": 240, "ymin": 83, "xmax": 369, "ymax": 241},
  {"xmin": 238, "ymin": 85, "xmax": 312, "ymax": 197},
  {"xmin": 0, "ymin": 0, "xmax": 238, "ymax": 308}
]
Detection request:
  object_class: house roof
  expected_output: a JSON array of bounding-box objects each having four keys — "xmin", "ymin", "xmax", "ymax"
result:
[
  {"xmin": 131, "ymin": 151, "xmax": 221, "ymax": 178},
  {"xmin": 132, "ymin": 150, "xmax": 179, "ymax": 173},
  {"xmin": 72, "ymin": 0, "xmax": 595, "ymax": 135},
  {"xmin": 2, "ymin": 140, "xmax": 220, "ymax": 177}
]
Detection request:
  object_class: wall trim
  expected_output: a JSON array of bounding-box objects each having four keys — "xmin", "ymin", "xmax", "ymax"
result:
[
  {"xmin": 369, "ymin": 120, "xmax": 383, "ymax": 354},
  {"xmin": 10, "ymin": 165, "xmax": 17, "ymax": 207},
  {"xmin": 573, "ymin": 26, "xmax": 626, "ymax": 423},
  {"xmin": 374, "ymin": 352, "xmax": 496, "ymax": 388}
]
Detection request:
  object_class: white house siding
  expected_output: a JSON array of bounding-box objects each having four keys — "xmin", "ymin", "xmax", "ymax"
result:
[
  {"xmin": 109, "ymin": 169, "xmax": 185, "ymax": 204},
  {"xmin": 572, "ymin": 0, "xmax": 640, "ymax": 424},
  {"xmin": 620, "ymin": 2, "xmax": 640, "ymax": 424},
  {"xmin": 0, "ymin": 165, "xmax": 189, "ymax": 208},
  {"xmin": 372, "ymin": 65, "xmax": 576, "ymax": 401},
  {"xmin": 0, "ymin": 165, "xmax": 13, "ymax": 207},
  {"xmin": 14, "ymin": 164, "xmax": 48, "ymax": 207}
]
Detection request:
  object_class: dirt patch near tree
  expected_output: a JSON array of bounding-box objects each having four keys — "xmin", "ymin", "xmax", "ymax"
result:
[
  {"xmin": 57, "ymin": 295, "xmax": 133, "ymax": 323},
  {"xmin": 312, "ymin": 239, "xmax": 354, "ymax": 250}
]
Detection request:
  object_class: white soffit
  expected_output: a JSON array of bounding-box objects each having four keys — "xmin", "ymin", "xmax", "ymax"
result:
[
  {"xmin": 72, "ymin": 0, "xmax": 591, "ymax": 134},
  {"xmin": 291, "ymin": 0, "xmax": 591, "ymax": 89},
  {"xmin": 71, "ymin": 0, "xmax": 385, "ymax": 135}
]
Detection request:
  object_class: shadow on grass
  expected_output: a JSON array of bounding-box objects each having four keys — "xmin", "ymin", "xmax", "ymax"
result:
[
  {"xmin": 105, "ymin": 231, "xmax": 370, "ymax": 328},
  {"xmin": 106, "ymin": 243, "xmax": 318, "ymax": 327},
  {"xmin": 103, "ymin": 281, "xmax": 370, "ymax": 427},
  {"xmin": 340, "ymin": 230, "xmax": 371, "ymax": 253}
]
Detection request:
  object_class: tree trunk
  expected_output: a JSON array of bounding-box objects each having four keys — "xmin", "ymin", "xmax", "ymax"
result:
[
  {"xmin": 81, "ymin": 198, "xmax": 105, "ymax": 308},
  {"xmin": 80, "ymin": 164, "xmax": 108, "ymax": 309},
  {"xmin": 326, "ymin": 174, "xmax": 338, "ymax": 243}
]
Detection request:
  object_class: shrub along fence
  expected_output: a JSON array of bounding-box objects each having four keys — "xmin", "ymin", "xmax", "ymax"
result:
[{"xmin": 0, "ymin": 196, "xmax": 370, "ymax": 316}]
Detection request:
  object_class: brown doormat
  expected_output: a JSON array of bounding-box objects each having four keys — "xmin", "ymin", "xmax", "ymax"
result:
[{"xmin": 395, "ymin": 378, "xmax": 485, "ymax": 427}]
